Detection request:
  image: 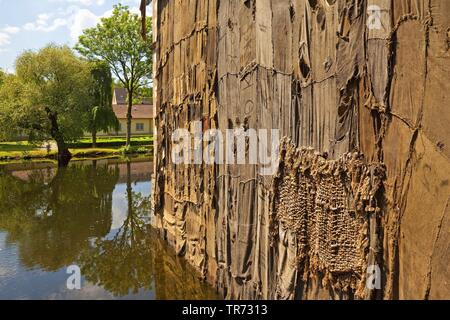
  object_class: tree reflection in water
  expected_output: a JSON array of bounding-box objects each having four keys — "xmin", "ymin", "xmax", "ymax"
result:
[
  {"xmin": 0, "ymin": 160, "xmax": 219, "ymax": 300},
  {"xmin": 79, "ymin": 162, "xmax": 155, "ymax": 296},
  {"xmin": 0, "ymin": 163, "xmax": 118, "ymax": 271}
]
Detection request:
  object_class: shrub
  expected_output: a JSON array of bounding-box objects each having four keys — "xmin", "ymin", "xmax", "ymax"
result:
[{"xmin": 68, "ymin": 136, "xmax": 153, "ymax": 148}]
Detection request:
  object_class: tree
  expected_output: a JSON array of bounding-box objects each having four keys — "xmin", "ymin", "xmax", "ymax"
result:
[
  {"xmin": 0, "ymin": 163, "xmax": 119, "ymax": 271},
  {"xmin": 86, "ymin": 62, "xmax": 119, "ymax": 148},
  {"xmin": 0, "ymin": 73, "xmax": 24, "ymax": 141},
  {"xmin": 135, "ymin": 86, "xmax": 152, "ymax": 104},
  {"xmin": 76, "ymin": 4, "xmax": 153, "ymax": 147},
  {"xmin": 113, "ymin": 80, "xmax": 153, "ymax": 105},
  {"xmin": 0, "ymin": 45, "xmax": 91, "ymax": 166}
]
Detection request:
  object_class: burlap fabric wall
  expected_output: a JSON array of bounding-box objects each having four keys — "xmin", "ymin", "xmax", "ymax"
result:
[{"xmin": 151, "ymin": 0, "xmax": 449, "ymax": 300}]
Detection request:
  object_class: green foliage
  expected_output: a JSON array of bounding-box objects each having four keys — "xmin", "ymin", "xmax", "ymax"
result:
[
  {"xmin": 90, "ymin": 61, "xmax": 113, "ymax": 109},
  {"xmin": 85, "ymin": 62, "xmax": 119, "ymax": 135},
  {"xmin": 79, "ymin": 191, "xmax": 154, "ymax": 296},
  {"xmin": 0, "ymin": 160, "xmax": 218, "ymax": 299},
  {"xmin": 133, "ymin": 86, "xmax": 153, "ymax": 105},
  {"xmin": 0, "ymin": 137, "xmax": 153, "ymax": 161},
  {"xmin": 68, "ymin": 136, "xmax": 152, "ymax": 148},
  {"xmin": 0, "ymin": 45, "xmax": 92, "ymax": 144},
  {"xmin": 138, "ymin": 86, "xmax": 153, "ymax": 99},
  {"xmin": 0, "ymin": 164, "xmax": 119, "ymax": 271},
  {"xmin": 76, "ymin": 4, "xmax": 153, "ymax": 145},
  {"xmin": 114, "ymin": 83, "xmax": 153, "ymax": 105},
  {"xmin": 118, "ymin": 145, "xmax": 150, "ymax": 156},
  {"xmin": 0, "ymin": 73, "xmax": 31, "ymax": 141},
  {"xmin": 77, "ymin": 136, "xmax": 153, "ymax": 144},
  {"xmin": 0, "ymin": 142, "xmax": 37, "ymax": 152},
  {"xmin": 119, "ymin": 145, "xmax": 140, "ymax": 155},
  {"xmin": 75, "ymin": 4, "xmax": 152, "ymax": 93}
]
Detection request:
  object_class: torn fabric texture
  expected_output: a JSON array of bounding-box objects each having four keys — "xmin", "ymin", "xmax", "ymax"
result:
[{"xmin": 151, "ymin": 0, "xmax": 450, "ymax": 300}]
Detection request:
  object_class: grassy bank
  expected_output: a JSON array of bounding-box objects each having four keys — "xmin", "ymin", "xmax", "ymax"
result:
[
  {"xmin": 68, "ymin": 136, "xmax": 153, "ymax": 148},
  {"xmin": 0, "ymin": 137, "xmax": 153, "ymax": 162}
]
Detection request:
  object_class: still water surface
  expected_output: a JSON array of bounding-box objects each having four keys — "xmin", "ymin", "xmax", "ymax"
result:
[{"xmin": 0, "ymin": 159, "xmax": 219, "ymax": 300}]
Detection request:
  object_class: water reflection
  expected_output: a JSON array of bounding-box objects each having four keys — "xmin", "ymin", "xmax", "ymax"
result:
[
  {"xmin": 0, "ymin": 159, "xmax": 219, "ymax": 300},
  {"xmin": 0, "ymin": 164, "xmax": 117, "ymax": 271}
]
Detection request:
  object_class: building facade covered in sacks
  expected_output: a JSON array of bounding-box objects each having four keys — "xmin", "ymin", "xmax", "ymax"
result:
[{"xmin": 149, "ymin": 0, "xmax": 450, "ymax": 300}]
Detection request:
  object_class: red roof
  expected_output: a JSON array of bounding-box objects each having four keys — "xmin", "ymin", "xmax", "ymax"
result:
[{"xmin": 113, "ymin": 104, "xmax": 155, "ymax": 119}]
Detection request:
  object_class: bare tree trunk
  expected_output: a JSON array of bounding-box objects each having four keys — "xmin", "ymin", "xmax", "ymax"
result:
[
  {"xmin": 55, "ymin": 138, "xmax": 72, "ymax": 168},
  {"xmin": 47, "ymin": 109, "xmax": 72, "ymax": 167},
  {"xmin": 126, "ymin": 160, "xmax": 134, "ymax": 235},
  {"xmin": 92, "ymin": 125, "xmax": 97, "ymax": 148},
  {"xmin": 126, "ymin": 89, "xmax": 133, "ymax": 147}
]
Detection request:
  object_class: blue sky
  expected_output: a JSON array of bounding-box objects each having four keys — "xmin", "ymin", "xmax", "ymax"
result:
[{"xmin": 0, "ymin": 0, "xmax": 147, "ymax": 72}]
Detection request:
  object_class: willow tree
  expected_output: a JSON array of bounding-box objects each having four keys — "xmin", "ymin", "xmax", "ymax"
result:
[
  {"xmin": 86, "ymin": 62, "xmax": 119, "ymax": 148},
  {"xmin": 76, "ymin": 4, "xmax": 152, "ymax": 147},
  {"xmin": 0, "ymin": 45, "xmax": 91, "ymax": 166}
]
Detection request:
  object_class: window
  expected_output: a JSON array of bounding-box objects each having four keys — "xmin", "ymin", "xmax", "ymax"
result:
[{"xmin": 136, "ymin": 123, "xmax": 145, "ymax": 131}]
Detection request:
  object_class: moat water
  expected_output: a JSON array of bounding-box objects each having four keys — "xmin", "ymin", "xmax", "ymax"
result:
[{"xmin": 0, "ymin": 158, "xmax": 219, "ymax": 300}]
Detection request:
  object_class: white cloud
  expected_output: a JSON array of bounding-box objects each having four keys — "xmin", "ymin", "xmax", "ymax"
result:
[
  {"xmin": 49, "ymin": 0, "xmax": 106, "ymax": 6},
  {"xmin": 38, "ymin": 13, "xmax": 53, "ymax": 23},
  {"xmin": 0, "ymin": 26, "xmax": 21, "ymax": 49},
  {"xmin": 22, "ymin": 7, "xmax": 99, "ymax": 40},
  {"xmin": 69, "ymin": 8, "xmax": 100, "ymax": 41},
  {"xmin": 0, "ymin": 32, "xmax": 11, "ymax": 46},
  {"xmin": 68, "ymin": 6, "xmax": 141, "ymax": 42},
  {"xmin": 20, "ymin": 2, "xmax": 144, "ymax": 43},
  {"xmin": 1, "ymin": 26, "xmax": 20, "ymax": 34},
  {"xmin": 74, "ymin": 0, "xmax": 105, "ymax": 5},
  {"xmin": 24, "ymin": 19, "xmax": 67, "ymax": 32},
  {"xmin": 23, "ymin": 12, "xmax": 68, "ymax": 32}
]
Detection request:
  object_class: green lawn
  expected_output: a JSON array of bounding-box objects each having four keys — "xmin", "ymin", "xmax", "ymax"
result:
[
  {"xmin": 0, "ymin": 148, "xmax": 48, "ymax": 160},
  {"xmin": 68, "ymin": 135, "xmax": 154, "ymax": 148},
  {"xmin": 0, "ymin": 142, "xmax": 39, "ymax": 152},
  {"xmin": 0, "ymin": 137, "xmax": 153, "ymax": 161}
]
